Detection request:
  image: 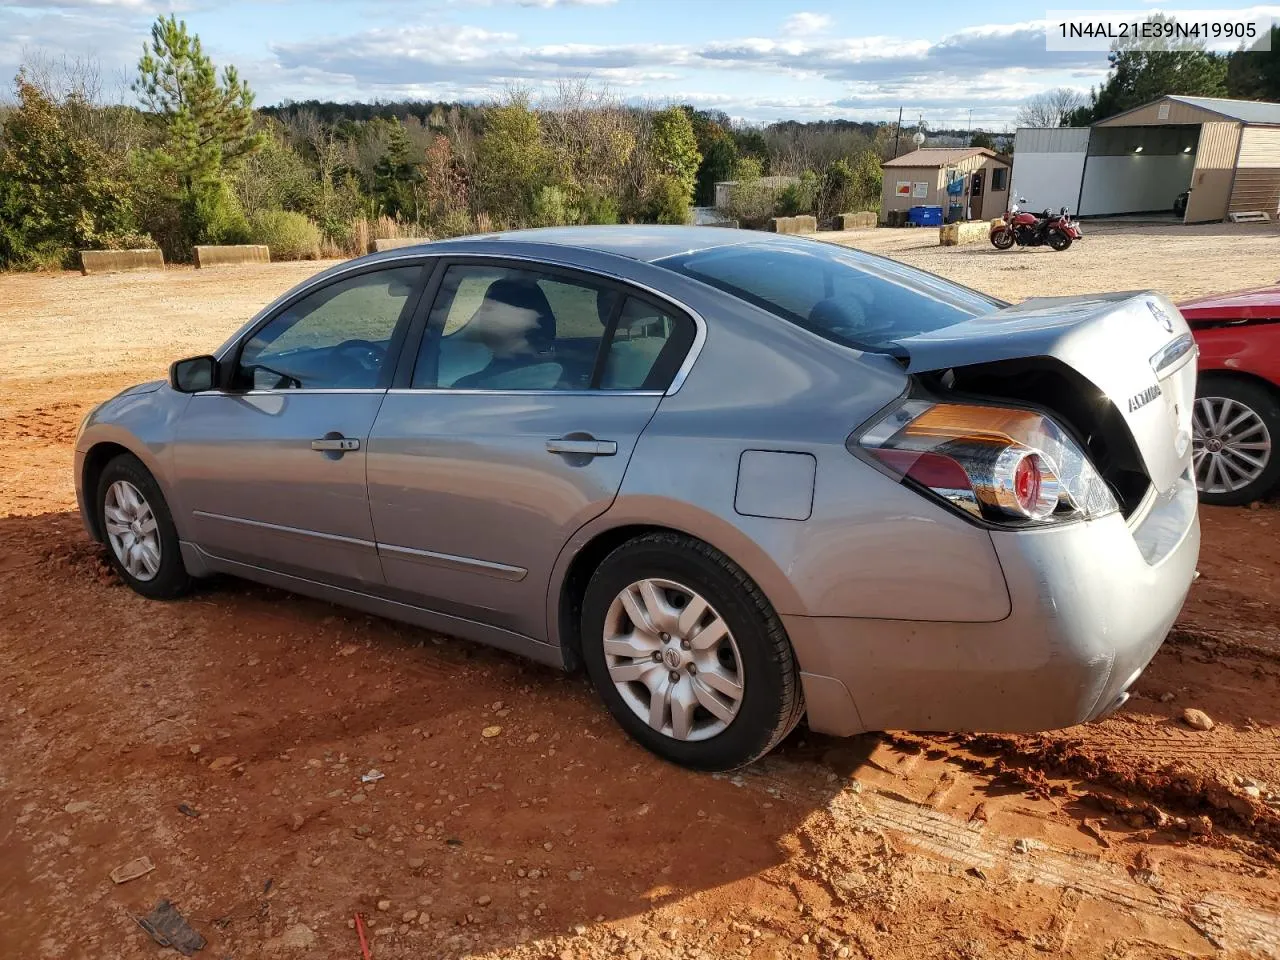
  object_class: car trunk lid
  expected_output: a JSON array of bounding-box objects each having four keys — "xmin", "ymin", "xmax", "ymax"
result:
[{"xmin": 894, "ymin": 292, "xmax": 1196, "ymax": 496}]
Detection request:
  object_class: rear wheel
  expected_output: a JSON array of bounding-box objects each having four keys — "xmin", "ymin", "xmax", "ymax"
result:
[
  {"xmin": 990, "ymin": 228, "xmax": 1015, "ymax": 250},
  {"xmin": 580, "ymin": 532, "xmax": 804, "ymax": 771},
  {"xmin": 96, "ymin": 453, "xmax": 191, "ymax": 599},
  {"xmin": 1193, "ymin": 376, "xmax": 1279, "ymax": 505},
  {"xmin": 1047, "ymin": 229, "xmax": 1072, "ymax": 251}
]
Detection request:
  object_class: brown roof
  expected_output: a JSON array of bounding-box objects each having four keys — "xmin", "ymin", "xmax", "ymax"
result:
[{"xmin": 883, "ymin": 147, "xmax": 1003, "ymax": 168}]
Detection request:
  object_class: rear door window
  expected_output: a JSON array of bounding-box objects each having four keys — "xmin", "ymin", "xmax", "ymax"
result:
[{"xmin": 412, "ymin": 264, "xmax": 696, "ymax": 392}]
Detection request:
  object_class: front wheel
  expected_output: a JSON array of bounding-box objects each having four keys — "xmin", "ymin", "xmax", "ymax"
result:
[
  {"xmin": 97, "ymin": 453, "xmax": 192, "ymax": 599},
  {"xmin": 580, "ymin": 532, "xmax": 804, "ymax": 771},
  {"xmin": 1047, "ymin": 229, "xmax": 1072, "ymax": 251},
  {"xmin": 990, "ymin": 227, "xmax": 1015, "ymax": 250},
  {"xmin": 1193, "ymin": 376, "xmax": 1279, "ymax": 505}
]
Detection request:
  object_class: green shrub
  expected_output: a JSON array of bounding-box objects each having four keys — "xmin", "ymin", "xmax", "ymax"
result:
[
  {"xmin": 250, "ymin": 210, "xmax": 321, "ymax": 260},
  {"xmin": 580, "ymin": 192, "xmax": 620, "ymax": 225},
  {"xmin": 94, "ymin": 231, "xmax": 157, "ymax": 250},
  {"xmin": 188, "ymin": 182, "xmax": 252, "ymax": 245},
  {"xmin": 777, "ymin": 171, "xmax": 819, "ymax": 217},
  {"xmin": 531, "ymin": 184, "xmax": 572, "ymax": 227},
  {"xmin": 651, "ymin": 176, "xmax": 691, "ymax": 225},
  {"xmin": 431, "ymin": 209, "xmax": 475, "ymax": 238}
]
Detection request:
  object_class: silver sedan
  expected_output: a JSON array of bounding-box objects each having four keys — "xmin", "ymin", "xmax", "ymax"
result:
[{"xmin": 75, "ymin": 227, "xmax": 1200, "ymax": 770}]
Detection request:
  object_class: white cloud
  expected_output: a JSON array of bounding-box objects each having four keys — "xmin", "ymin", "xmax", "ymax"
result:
[
  {"xmin": 448, "ymin": 0, "xmax": 617, "ymax": 6},
  {"xmin": 781, "ymin": 12, "xmax": 833, "ymax": 37},
  {"xmin": 4, "ymin": 0, "xmax": 181, "ymax": 8}
]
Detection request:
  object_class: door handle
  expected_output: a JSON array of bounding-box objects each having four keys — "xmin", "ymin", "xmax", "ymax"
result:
[
  {"xmin": 311, "ymin": 437, "xmax": 360, "ymax": 452},
  {"xmin": 545, "ymin": 438, "xmax": 617, "ymax": 457}
]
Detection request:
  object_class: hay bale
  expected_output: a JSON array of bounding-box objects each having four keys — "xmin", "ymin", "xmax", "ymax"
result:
[
  {"xmin": 194, "ymin": 244, "xmax": 270, "ymax": 268},
  {"xmin": 938, "ymin": 222, "xmax": 991, "ymax": 247},
  {"xmin": 371, "ymin": 237, "xmax": 430, "ymax": 253},
  {"xmin": 79, "ymin": 249, "xmax": 164, "ymax": 275}
]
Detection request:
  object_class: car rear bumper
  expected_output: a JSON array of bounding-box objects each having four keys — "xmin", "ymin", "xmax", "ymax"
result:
[{"xmin": 788, "ymin": 473, "xmax": 1199, "ymax": 736}]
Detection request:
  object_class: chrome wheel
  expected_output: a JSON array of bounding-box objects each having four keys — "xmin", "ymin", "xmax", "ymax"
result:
[
  {"xmin": 603, "ymin": 578, "xmax": 744, "ymax": 742},
  {"xmin": 1193, "ymin": 396, "xmax": 1272, "ymax": 495},
  {"xmin": 103, "ymin": 480, "xmax": 162, "ymax": 581}
]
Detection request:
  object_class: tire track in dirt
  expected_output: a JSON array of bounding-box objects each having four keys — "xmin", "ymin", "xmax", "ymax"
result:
[{"xmin": 749, "ymin": 760, "xmax": 1280, "ymax": 958}]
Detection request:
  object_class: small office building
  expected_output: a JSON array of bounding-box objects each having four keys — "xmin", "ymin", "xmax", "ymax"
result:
[{"xmin": 880, "ymin": 147, "xmax": 1011, "ymax": 222}]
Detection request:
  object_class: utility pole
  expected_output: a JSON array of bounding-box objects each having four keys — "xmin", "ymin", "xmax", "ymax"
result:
[
  {"xmin": 968, "ymin": 108, "xmax": 973, "ymax": 137},
  {"xmin": 893, "ymin": 105, "xmax": 902, "ymax": 158}
]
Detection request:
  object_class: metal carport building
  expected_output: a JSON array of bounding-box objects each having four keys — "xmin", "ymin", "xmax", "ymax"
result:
[{"xmin": 1009, "ymin": 95, "xmax": 1280, "ymax": 223}]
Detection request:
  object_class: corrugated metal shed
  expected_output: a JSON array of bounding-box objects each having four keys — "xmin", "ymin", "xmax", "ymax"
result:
[
  {"xmin": 1094, "ymin": 97, "xmax": 1226, "ymax": 127},
  {"xmin": 1013, "ymin": 127, "xmax": 1090, "ymax": 154},
  {"xmin": 1169, "ymin": 96, "xmax": 1280, "ymax": 126},
  {"xmin": 1096, "ymin": 95, "xmax": 1280, "ymax": 128},
  {"xmin": 1230, "ymin": 126, "xmax": 1280, "ymax": 214},
  {"xmin": 1185, "ymin": 121, "xmax": 1242, "ymax": 222}
]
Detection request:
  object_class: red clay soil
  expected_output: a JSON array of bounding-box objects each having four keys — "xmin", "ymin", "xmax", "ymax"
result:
[{"xmin": 2, "ymin": 265, "xmax": 1279, "ymax": 959}]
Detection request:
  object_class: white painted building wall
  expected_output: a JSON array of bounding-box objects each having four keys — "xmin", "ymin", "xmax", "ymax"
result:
[
  {"xmin": 1077, "ymin": 154, "xmax": 1196, "ymax": 215},
  {"xmin": 1009, "ymin": 151, "xmax": 1088, "ymax": 213},
  {"xmin": 1010, "ymin": 127, "xmax": 1089, "ymax": 214}
]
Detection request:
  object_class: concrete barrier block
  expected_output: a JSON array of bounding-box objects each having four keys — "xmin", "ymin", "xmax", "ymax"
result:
[
  {"xmin": 768, "ymin": 216, "xmax": 817, "ymax": 235},
  {"xmin": 371, "ymin": 237, "xmax": 430, "ymax": 253},
  {"xmin": 194, "ymin": 244, "xmax": 270, "ymax": 268},
  {"xmin": 938, "ymin": 222, "xmax": 991, "ymax": 247},
  {"xmin": 79, "ymin": 249, "xmax": 164, "ymax": 275},
  {"xmin": 837, "ymin": 212, "xmax": 877, "ymax": 230}
]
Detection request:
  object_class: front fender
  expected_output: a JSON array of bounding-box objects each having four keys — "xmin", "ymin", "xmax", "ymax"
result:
[{"xmin": 75, "ymin": 384, "xmax": 192, "ymax": 538}]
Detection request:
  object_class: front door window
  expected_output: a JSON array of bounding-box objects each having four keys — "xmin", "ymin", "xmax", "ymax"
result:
[{"xmin": 237, "ymin": 267, "xmax": 421, "ymax": 390}]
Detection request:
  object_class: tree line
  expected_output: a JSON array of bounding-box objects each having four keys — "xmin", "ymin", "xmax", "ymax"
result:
[{"xmin": 0, "ymin": 17, "xmax": 893, "ymax": 271}]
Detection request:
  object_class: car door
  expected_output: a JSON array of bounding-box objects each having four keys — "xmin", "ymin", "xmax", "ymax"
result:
[
  {"xmin": 172, "ymin": 262, "xmax": 428, "ymax": 587},
  {"xmin": 366, "ymin": 259, "xmax": 698, "ymax": 640}
]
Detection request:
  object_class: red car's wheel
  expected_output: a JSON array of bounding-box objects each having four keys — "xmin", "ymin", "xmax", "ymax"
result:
[{"xmin": 1193, "ymin": 375, "xmax": 1279, "ymax": 505}]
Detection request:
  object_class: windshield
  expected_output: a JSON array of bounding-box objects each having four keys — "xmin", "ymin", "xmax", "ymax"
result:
[{"xmin": 659, "ymin": 242, "xmax": 1003, "ymax": 354}]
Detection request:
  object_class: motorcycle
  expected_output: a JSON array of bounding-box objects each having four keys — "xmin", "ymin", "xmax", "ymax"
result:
[{"xmin": 989, "ymin": 198, "xmax": 1082, "ymax": 252}]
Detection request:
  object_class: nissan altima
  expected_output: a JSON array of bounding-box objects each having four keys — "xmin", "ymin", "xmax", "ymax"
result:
[{"xmin": 75, "ymin": 226, "xmax": 1200, "ymax": 770}]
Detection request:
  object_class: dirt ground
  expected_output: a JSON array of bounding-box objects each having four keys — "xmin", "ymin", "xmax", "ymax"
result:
[{"xmin": 2, "ymin": 223, "xmax": 1279, "ymax": 960}]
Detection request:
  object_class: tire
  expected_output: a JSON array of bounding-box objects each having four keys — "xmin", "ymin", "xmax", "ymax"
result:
[
  {"xmin": 580, "ymin": 532, "xmax": 804, "ymax": 771},
  {"xmin": 1193, "ymin": 375, "xmax": 1280, "ymax": 506},
  {"xmin": 990, "ymin": 228, "xmax": 1015, "ymax": 250},
  {"xmin": 96, "ymin": 453, "xmax": 192, "ymax": 599},
  {"xmin": 1047, "ymin": 229, "xmax": 1072, "ymax": 251}
]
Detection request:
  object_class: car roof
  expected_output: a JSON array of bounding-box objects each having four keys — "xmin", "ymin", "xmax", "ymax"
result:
[
  {"xmin": 427, "ymin": 225, "xmax": 759, "ymax": 263},
  {"xmin": 1179, "ymin": 285, "xmax": 1280, "ymax": 320}
]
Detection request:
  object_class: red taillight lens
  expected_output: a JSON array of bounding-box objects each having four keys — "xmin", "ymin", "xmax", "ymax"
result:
[
  {"xmin": 1014, "ymin": 454, "xmax": 1039, "ymax": 506},
  {"xmin": 856, "ymin": 400, "xmax": 1117, "ymax": 525}
]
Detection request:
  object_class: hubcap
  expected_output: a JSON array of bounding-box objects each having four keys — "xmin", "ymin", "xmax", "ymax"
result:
[
  {"xmin": 1192, "ymin": 396, "xmax": 1272, "ymax": 494},
  {"xmin": 602, "ymin": 578, "xmax": 744, "ymax": 742},
  {"xmin": 104, "ymin": 480, "xmax": 162, "ymax": 581}
]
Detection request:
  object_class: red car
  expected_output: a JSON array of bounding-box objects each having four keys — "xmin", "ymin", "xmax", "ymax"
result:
[{"xmin": 1178, "ymin": 285, "xmax": 1280, "ymax": 505}]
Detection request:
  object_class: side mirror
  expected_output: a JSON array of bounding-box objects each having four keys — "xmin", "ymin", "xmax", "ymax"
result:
[{"xmin": 170, "ymin": 355, "xmax": 218, "ymax": 393}]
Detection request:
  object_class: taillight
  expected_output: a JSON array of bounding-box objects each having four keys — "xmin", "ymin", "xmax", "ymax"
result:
[{"xmin": 855, "ymin": 400, "xmax": 1118, "ymax": 525}]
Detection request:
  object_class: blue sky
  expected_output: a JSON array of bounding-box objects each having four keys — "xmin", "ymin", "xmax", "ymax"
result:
[{"xmin": 0, "ymin": 1, "xmax": 1273, "ymax": 127}]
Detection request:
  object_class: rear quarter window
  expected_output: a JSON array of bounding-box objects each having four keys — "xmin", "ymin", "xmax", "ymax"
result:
[{"xmin": 660, "ymin": 243, "xmax": 1000, "ymax": 353}]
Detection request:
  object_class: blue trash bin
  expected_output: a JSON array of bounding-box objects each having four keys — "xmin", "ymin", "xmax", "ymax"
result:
[{"xmin": 907, "ymin": 205, "xmax": 943, "ymax": 227}]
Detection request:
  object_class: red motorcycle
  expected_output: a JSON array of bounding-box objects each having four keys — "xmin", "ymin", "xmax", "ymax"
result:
[{"xmin": 989, "ymin": 199, "xmax": 1081, "ymax": 251}]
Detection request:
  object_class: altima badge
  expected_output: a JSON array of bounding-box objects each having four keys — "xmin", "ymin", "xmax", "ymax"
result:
[
  {"xmin": 1147, "ymin": 300, "xmax": 1174, "ymax": 333},
  {"xmin": 1128, "ymin": 383, "xmax": 1162, "ymax": 413}
]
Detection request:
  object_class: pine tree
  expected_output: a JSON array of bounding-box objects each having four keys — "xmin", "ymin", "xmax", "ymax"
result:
[
  {"xmin": 133, "ymin": 15, "xmax": 263, "ymax": 247},
  {"xmin": 373, "ymin": 119, "xmax": 421, "ymax": 220}
]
